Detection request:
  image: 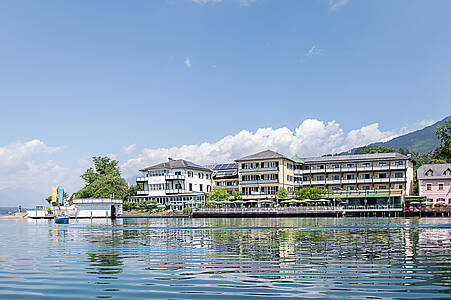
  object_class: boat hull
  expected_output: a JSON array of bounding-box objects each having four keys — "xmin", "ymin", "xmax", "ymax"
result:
[{"xmin": 54, "ymin": 217, "xmax": 69, "ymax": 224}]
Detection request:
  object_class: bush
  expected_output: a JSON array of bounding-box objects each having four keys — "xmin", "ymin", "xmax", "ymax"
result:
[{"xmin": 182, "ymin": 207, "xmax": 192, "ymax": 214}]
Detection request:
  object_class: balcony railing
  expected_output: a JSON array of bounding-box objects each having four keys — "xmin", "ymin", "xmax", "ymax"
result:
[
  {"xmin": 302, "ymin": 177, "xmax": 406, "ymax": 185},
  {"xmin": 239, "ymin": 179, "xmax": 279, "ymax": 185},
  {"xmin": 165, "ymin": 188, "xmax": 186, "ymax": 194},
  {"xmin": 165, "ymin": 175, "xmax": 185, "ymax": 180},
  {"xmin": 295, "ymin": 164, "xmax": 407, "ymax": 174},
  {"xmin": 239, "ymin": 167, "xmax": 279, "ymax": 173},
  {"xmin": 136, "ymin": 177, "xmax": 146, "ymax": 182}
]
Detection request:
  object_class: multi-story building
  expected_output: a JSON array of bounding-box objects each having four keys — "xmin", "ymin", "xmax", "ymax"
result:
[
  {"xmin": 294, "ymin": 153, "xmax": 414, "ymax": 195},
  {"xmin": 236, "ymin": 150, "xmax": 295, "ymax": 200},
  {"xmin": 132, "ymin": 158, "xmax": 213, "ymax": 209},
  {"xmin": 417, "ymin": 163, "xmax": 451, "ymax": 205},
  {"xmin": 212, "ymin": 163, "xmax": 239, "ymax": 195}
]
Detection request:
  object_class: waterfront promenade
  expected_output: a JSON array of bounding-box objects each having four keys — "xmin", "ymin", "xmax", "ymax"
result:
[{"xmin": 192, "ymin": 206, "xmax": 451, "ymax": 218}]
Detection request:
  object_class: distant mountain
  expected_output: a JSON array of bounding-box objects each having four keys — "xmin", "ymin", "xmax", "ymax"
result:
[
  {"xmin": 0, "ymin": 188, "xmax": 47, "ymax": 208},
  {"xmin": 346, "ymin": 115, "xmax": 450, "ymax": 155}
]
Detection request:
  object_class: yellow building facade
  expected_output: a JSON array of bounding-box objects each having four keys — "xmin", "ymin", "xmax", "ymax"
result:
[{"xmin": 236, "ymin": 150, "xmax": 295, "ymax": 200}]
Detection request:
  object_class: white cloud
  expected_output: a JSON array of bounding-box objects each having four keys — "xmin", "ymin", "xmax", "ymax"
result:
[
  {"xmin": 0, "ymin": 140, "xmax": 82, "ymax": 195},
  {"xmin": 0, "ymin": 139, "xmax": 60, "ymax": 171},
  {"xmin": 328, "ymin": 0, "xmax": 349, "ymax": 11},
  {"xmin": 120, "ymin": 119, "xmax": 405, "ymax": 178},
  {"xmin": 121, "ymin": 144, "xmax": 136, "ymax": 155},
  {"xmin": 415, "ymin": 119, "xmax": 435, "ymax": 129},
  {"xmin": 306, "ymin": 44, "xmax": 322, "ymax": 57},
  {"xmin": 185, "ymin": 58, "xmax": 191, "ymax": 68},
  {"xmin": 192, "ymin": 0, "xmax": 223, "ymax": 3},
  {"xmin": 240, "ymin": 0, "xmax": 258, "ymax": 6}
]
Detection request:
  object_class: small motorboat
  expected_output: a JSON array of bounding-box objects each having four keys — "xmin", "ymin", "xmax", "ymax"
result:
[{"xmin": 54, "ymin": 216, "xmax": 69, "ymax": 224}]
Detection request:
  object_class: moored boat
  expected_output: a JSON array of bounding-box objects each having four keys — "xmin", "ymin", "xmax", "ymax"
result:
[{"xmin": 54, "ymin": 216, "xmax": 69, "ymax": 224}]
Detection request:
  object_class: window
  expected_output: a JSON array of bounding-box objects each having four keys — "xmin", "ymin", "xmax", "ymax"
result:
[
  {"xmin": 395, "ymin": 161, "xmax": 404, "ymax": 166},
  {"xmin": 332, "ymin": 175, "xmax": 340, "ymax": 180},
  {"xmin": 287, "ymin": 163, "xmax": 294, "ymax": 170},
  {"xmin": 198, "ymin": 173, "xmax": 204, "ymax": 179},
  {"xmin": 331, "ymin": 187, "xmax": 340, "ymax": 190},
  {"xmin": 175, "ymin": 171, "xmax": 181, "ymax": 175},
  {"xmin": 188, "ymin": 171, "xmax": 193, "ymax": 177},
  {"xmin": 189, "ymin": 183, "xmax": 192, "ymax": 191},
  {"xmin": 378, "ymin": 185, "xmax": 387, "ymax": 190},
  {"xmin": 346, "ymin": 174, "xmax": 355, "ymax": 180},
  {"xmin": 347, "ymin": 163, "xmax": 355, "ymax": 168},
  {"xmin": 316, "ymin": 175, "xmax": 325, "ymax": 181},
  {"xmin": 394, "ymin": 172, "xmax": 404, "ymax": 178},
  {"xmin": 426, "ymin": 170, "xmax": 433, "ymax": 176},
  {"xmin": 346, "ymin": 186, "xmax": 355, "ymax": 191},
  {"xmin": 331, "ymin": 164, "xmax": 340, "ymax": 169},
  {"xmin": 379, "ymin": 162, "xmax": 387, "ymax": 167},
  {"xmin": 316, "ymin": 165, "xmax": 324, "ymax": 170},
  {"xmin": 444, "ymin": 169, "xmax": 451, "ymax": 176},
  {"xmin": 199, "ymin": 184, "xmax": 203, "ymax": 192},
  {"xmin": 205, "ymin": 174, "xmax": 210, "ymax": 180},
  {"xmin": 362, "ymin": 162, "xmax": 371, "ymax": 167},
  {"xmin": 426, "ymin": 184, "xmax": 432, "ymax": 191},
  {"xmin": 439, "ymin": 183, "xmax": 444, "ymax": 190},
  {"xmin": 362, "ymin": 186, "xmax": 370, "ymax": 190},
  {"xmin": 379, "ymin": 173, "xmax": 387, "ymax": 179},
  {"xmin": 207, "ymin": 185, "xmax": 211, "ymax": 192},
  {"xmin": 362, "ymin": 174, "xmax": 370, "ymax": 179}
]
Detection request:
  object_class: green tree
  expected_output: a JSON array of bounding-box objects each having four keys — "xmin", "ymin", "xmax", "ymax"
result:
[
  {"xmin": 232, "ymin": 190, "xmax": 242, "ymax": 201},
  {"xmin": 277, "ymin": 187, "xmax": 288, "ymax": 200},
  {"xmin": 432, "ymin": 119, "xmax": 451, "ymax": 163},
  {"xmin": 75, "ymin": 156, "xmax": 128, "ymax": 199},
  {"xmin": 81, "ymin": 156, "xmax": 121, "ymax": 184},
  {"xmin": 123, "ymin": 201, "xmax": 138, "ymax": 211},
  {"xmin": 294, "ymin": 188, "xmax": 324, "ymax": 200},
  {"xmin": 355, "ymin": 146, "xmax": 397, "ymax": 154},
  {"xmin": 124, "ymin": 185, "xmax": 138, "ymax": 200},
  {"xmin": 208, "ymin": 187, "xmax": 230, "ymax": 202}
]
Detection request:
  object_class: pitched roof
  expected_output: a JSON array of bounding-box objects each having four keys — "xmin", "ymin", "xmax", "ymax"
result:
[
  {"xmin": 300, "ymin": 152, "xmax": 410, "ymax": 164},
  {"xmin": 235, "ymin": 150, "xmax": 293, "ymax": 162},
  {"xmin": 417, "ymin": 163, "xmax": 451, "ymax": 180},
  {"xmin": 139, "ymin": 159, "xmax": 211, "ymax": 172}
]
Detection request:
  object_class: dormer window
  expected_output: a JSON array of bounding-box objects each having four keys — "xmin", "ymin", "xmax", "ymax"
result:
[
  {"xmin": 444, "ymin": 169, "xmax": 451, "ymax": 176},
  {"xmin": 426, "ymin": 170, "xmax": 433, "ymax": 176}
]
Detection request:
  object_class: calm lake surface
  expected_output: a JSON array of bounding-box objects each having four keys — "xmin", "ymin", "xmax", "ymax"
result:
[{"xmin": 0, "ymin": 217, "xmax": 450, "ymax": 299}]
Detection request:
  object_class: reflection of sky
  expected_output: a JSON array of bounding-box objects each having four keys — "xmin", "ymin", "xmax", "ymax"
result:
[{"xmin": 0, "ymin": 217, "xmax": 451, "ymax": 298}]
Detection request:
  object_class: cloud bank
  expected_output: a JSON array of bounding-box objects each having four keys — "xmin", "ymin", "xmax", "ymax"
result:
[
  {"xmin": 0, "ymin": 118, "xmax": 431, "ymax": 197},
  {"xmin": 120, "ymin": 119, "xmax": 402, "ymax": 178}
]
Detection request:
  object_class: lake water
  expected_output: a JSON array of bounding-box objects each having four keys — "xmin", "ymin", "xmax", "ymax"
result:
[{"xmin": 0, "ymin": 217, "xmax": 450, "ymax": 299}]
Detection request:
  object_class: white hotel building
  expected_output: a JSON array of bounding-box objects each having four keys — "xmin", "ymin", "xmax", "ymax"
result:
[{"xmin": 132, "ymin": 158, "xmax": 213, "ymax": 209}]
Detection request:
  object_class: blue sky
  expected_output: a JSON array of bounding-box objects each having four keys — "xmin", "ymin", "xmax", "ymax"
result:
[{"xmin": 0, "ymin": 0, "xmax": 450, "ymax": 196}]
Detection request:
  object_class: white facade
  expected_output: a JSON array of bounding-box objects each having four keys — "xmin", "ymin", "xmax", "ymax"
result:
[
  {"xmin": 133, "ymin": 159, "xmax": 213, "ymax": 208},
  {"xmin": 73, "ymin": 199, "xmax": 123, "ymax": 218}
]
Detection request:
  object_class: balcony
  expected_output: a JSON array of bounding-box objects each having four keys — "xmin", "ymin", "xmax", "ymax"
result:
[
  {"xmin": 224, "ymin": 185, "xmax": 239, "ymax": 189},
  {"xmin": 165, "ymin": 188, "xmax": 186, "ymax": 194},
  {"xmin": 310, "ymin": 180, "xmax": 325, "ymax": 185},
  {"xmin": 165, "ymin": 175, "xmax": 185, "ymax": 180},
  {"xmin": 390, "ymin": 177, "xmax": 406, "ymax": 182},
  {"xmin": 239, "ymin": 167, "xmax": 279, "ymax": 173},
  {"xmin": 240, "ymin": 179, "xmax": 279, "ymax": 185},
  {"xmin": 137, "ymin": 190, "xmax": 148, "ymax": 195}
]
